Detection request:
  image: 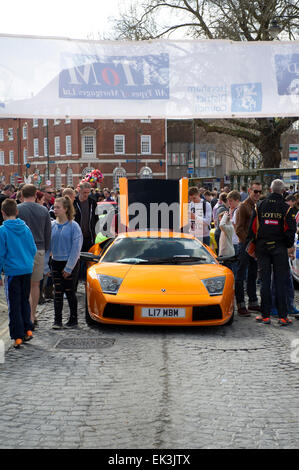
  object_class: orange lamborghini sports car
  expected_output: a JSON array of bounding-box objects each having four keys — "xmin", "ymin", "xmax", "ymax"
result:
[
  {"xmin": 81, "ymin": 178, "xmax": 235, "ymax": 327},
  {"xmin": 82, "ymin": 230, "xmax": 235, "ymax": 327}
]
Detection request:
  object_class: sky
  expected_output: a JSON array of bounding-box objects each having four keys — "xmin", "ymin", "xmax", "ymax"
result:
[{"xmin": 0, "ymin": 0, "xmax": 128, "ymax": 40}]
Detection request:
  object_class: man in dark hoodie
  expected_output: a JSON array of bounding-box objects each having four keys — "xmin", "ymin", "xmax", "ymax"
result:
[{"xmin": 0, "ymin": 199, "xmax": 37, "ymax": 348}]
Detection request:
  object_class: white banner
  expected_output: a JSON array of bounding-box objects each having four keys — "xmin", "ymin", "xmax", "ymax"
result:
[{"xmin": 0, "ymin": 34, "xmax": 299, "ymax": 119}]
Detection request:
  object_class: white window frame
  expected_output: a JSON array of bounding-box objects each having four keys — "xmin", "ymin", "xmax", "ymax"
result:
[
  {"xmin": 141, "ymin": 135, "xmax": 151, "ymax": 155},
  {"xmin": 83, "ymin": 135, "xmax": 95, "ymax": 154},
  {"xmin": 114, "ymin": 135, "xmax": 125, "ymax": 154},
  {"xmin": 9, "ymin": 150, "xmax": 14, "ymax": 164},
  {"xmin": 66, "ymin": 167, "xmax": 73, "ymax": 186},
  {"xmin": 0, "ymin": 150, "xmax": 4, "ymax": 165},
  {"xmin": 65, "ymin": 118, "xmax": 71, "ymax": 124},
  {"xmin": 82, "ymin": 119, "xmax": 94, "ymax": 123},
  {"xmin": 113, "ymin": 167, "xmax": 126, "ymax": 190},
  {"xmin": 34, "ymin": 138, "xmax": 39, "ymax": 157},
  {"xmin": 54, "ymin": 136, "xmax": 60, "ymax": 156},
  {"xmin": 66, "ymin": 135, "xmax": 72, "ymax": 156},
  {"xmin": 33, "ymin": 119, "xmax": 39, "ymax": 127},
  {"xmin": 44, "ymin": 137, "xmax": 48, "ymax": 157},
  {"xmin": 0, "ymin": 128, "xmax": 3, "ymax": 141},
  {"xmin": 140, "ymin": 166, "xmax": 153, "ymax": 179},
  {"xmin": 22, "ymin": 125, "xmax": 27, "ymax": 140},
  {"xmin": 23, "ymin": 148, "xmax": 28, "ymax": 164},
  {"xmin": 55, "ymin": 167, "xmax": 62, "ymax": 189},
  {"xmin": 8, "ymin": 128, "xmax": 13, "ymax": 141}
]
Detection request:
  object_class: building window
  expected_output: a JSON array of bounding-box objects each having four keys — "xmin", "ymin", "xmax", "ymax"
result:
[
  {"xmin": 22, "ymin": 125, "xmax": 27, "ymax": 139},
  {"xmin": 54, "ymin": 136, "xmax": 60, "ymax": 156},
  {"xmin": 8, "ymin": 128, "xmax": 13, "ymax": 140},
  {"xmin": 83, "ymin": 135, "xmax": 95, "ymax": 154},
  {"xmin": 140, "ymin": 119, "xmax": 151, "ymax": 123},
  {"xmin": 114, "ymin": 119, "xmax": 125, "ymax": 123},
  {"xmin": 66, "ymin": 135, "xmax": 72, "ymax": 155},
  {"xmin": 34, "ymin": 138, "xmax": 39, "ymax": 157},
  {"xmin": 208, "ymin": 151, "xmax": 215, "ymax": 167},
  {"xmin": 54, "ymin": 119, "xmax": 60, "ymax": 126},
  {"xmin": 141, "ymin": 135, "xmax": 151, "ymax": 154},
  {"xmin": 9, "ymin": 150, "xmax": 14, "ymax": 164},
  {"xmin": 55, "ymin": 167, "xmax": 62, "ymax": 189},
  {"xmin": 114, "ymin": 135, "xmax": 125, "ymax": 154},
  {"xmin": 43, "ymin": 119, "xmax": 47, "ymax": 127},
  {"xmin": 180, "ymin": 153, "xmax": 187, "ymax": 165},
  {"xmin": 65, "ymin": 118, "xmax": 71, "ymax": 124},
  {"xmin": 0, "ymin": 128, "xmax": 3, "ymax": 141},
  {"xmin": 113, "ymin": 167, "xmax": 126, "ymax": 190},
  {"xmin": 140, "ymin": 166, "xmax": 153, "ymax": 179},
  {"xmin": 23, "ymin": 148, "xmax": 28, "ymax": 164},
  {"xmin": 0, "ymin": 151, "xmax": 4, "ymax": 165},
  {"xmin": 44, "ymin": 137, "xmax": 48, "ymax": 157},
  {"xmin": 172, "ymin": 153, "xmax": 179, "ymax": 165},
  {"xmin": 82, "ymin": 119, "xmax": 94, "ymax": 123},
  {"xmin": 33, "ymin": 119, "xmax": 38, "ymax": 127},
  {"xmin": 66, "ymin": 167, "xmax": 73, "ymax": 186}
]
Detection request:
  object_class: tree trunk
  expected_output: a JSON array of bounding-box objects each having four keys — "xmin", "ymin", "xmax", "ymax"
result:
[{"xmin": 257, "ymin": 133, "xmax": 282, "ymax": 168}]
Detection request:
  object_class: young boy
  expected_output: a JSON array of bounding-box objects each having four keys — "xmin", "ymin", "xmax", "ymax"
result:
[{"xmin": 0, "ymin": 199, "xmax": 37, "ymax": 348}]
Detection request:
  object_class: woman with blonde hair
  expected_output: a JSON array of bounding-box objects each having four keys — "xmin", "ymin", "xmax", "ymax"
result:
[{"xmin": 49, "ymin": 196, "xmax": 83, "ymax": 329}]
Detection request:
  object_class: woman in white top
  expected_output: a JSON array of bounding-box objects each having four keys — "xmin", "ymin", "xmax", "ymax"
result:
[{"xmin": 219, "ymin": 211, "xmax": 235, "ymax": 257}]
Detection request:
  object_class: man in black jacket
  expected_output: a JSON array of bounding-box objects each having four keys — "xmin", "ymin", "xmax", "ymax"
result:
[
  {"xmin": 74, "ymin": 182, "xmax": 98, "ymax": 252},
  {"xmin": 247, "ymin": 179, "xmax": 296, "ymax": 326}
]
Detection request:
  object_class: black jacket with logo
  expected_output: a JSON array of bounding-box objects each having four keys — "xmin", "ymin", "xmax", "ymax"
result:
[{"xmin": 247, "ymin": 192, "xmax": 296, "ymax": 249}]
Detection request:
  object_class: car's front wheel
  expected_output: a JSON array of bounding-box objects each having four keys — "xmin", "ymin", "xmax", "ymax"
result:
[
  {"xmin": 225, "ymin": 307, "xmax": 234, "ymax": 326},
  {"xmin": 85, "ymin": 296, "xmax": 99, "ymax": 326}
]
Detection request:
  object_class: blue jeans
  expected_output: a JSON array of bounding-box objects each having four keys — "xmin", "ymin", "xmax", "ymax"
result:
[{"xmin": 235, "ymin": 242, "xmax": 258, "ymax": 306}]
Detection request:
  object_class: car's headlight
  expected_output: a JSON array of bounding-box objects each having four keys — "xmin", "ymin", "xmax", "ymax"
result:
[
  {"xmin": 202, "ymin": 276, "xmax": 225, "ymax": 296},
  {"xmin": 97, "ymin": 274, "xmax": 123, "ymax": 295}
]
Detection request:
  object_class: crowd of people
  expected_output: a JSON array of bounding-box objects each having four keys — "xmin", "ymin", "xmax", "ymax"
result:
[
  {"xmin": 0, "ymin": 182, "xmax": 117, "ymax": 348},
  {"xmin": 188, "ymin": 180, "xmax": 299, "ymax": 325},
  {"xmin": 0, "ymin": 177, "xmax": 298, "ymax": 349}
]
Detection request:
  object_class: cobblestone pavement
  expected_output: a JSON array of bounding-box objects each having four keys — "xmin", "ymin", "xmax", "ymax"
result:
[{"xmin": 0, "ymin": 285, "xmax": 299, "ymax": 449}]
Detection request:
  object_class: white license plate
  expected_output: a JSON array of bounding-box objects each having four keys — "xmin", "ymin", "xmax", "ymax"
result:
[{"xmin": 141, "ymin": 307, "xmax": 186, "ymax": 318}]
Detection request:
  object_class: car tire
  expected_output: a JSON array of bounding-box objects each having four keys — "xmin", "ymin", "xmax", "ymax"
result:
[
  {"xmin": 85, "ymin": 296, "xmax": 99, "ymax": 326},
  {"xmin": 225, "ymin": 308, "xmax": 234, "ymax": 326}
]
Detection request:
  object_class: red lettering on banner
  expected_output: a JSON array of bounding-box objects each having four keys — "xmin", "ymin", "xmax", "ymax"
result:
[{"xmin": 102, "ymin": 68, "xmax": 120, "ymax": 86}]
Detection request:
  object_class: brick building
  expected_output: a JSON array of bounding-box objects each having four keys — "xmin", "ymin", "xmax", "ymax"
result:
[{"xmin": 0, "ymin": 118, "xmax": 166, "ymax": 189}]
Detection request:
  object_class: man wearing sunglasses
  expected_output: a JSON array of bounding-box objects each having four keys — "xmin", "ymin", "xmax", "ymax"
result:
[
  {"xmin": 248, "ymin": 179, "xmax": 296, "ymax": 325},
  {"xmin": 42, "ymin": 187, "xmax": 55, "ymax": 212},
  {"xmin": 235, "ymin": 181, "xmax": 263, "ymax": 316}
]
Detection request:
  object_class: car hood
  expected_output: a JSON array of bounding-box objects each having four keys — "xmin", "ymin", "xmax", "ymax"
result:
[{"xmin": 92, "ymin": 263, "xmax": 228, "ymax": 295}]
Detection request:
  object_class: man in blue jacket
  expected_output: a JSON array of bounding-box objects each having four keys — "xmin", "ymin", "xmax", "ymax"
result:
[{"xmin": 0, "ymin": 199, "xmax": 37, "ymax": 348}]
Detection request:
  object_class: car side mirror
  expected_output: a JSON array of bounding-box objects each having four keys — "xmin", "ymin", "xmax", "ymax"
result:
[{"xmin": 80, "ymin": 252, "xmax": 101, "ymax": 263}]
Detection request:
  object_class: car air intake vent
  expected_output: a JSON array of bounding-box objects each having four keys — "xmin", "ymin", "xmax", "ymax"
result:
[
  {"xmin": 192, "ymin": 305, "xmax": 223, "ymax": 321},
  {"xmin": 103, "ymin": 303, "xmax": 134, "ymax": 320}
]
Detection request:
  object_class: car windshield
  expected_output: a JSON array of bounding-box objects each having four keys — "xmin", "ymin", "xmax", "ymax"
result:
[{"xmin": 101, "ymin": 237, "xmax": 216, "ymax": 264}]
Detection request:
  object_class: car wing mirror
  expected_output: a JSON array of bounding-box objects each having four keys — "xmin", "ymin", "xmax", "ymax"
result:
[{"xmin": 80, "ymin": 252, "xmax": 101, "ymax": 263}]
